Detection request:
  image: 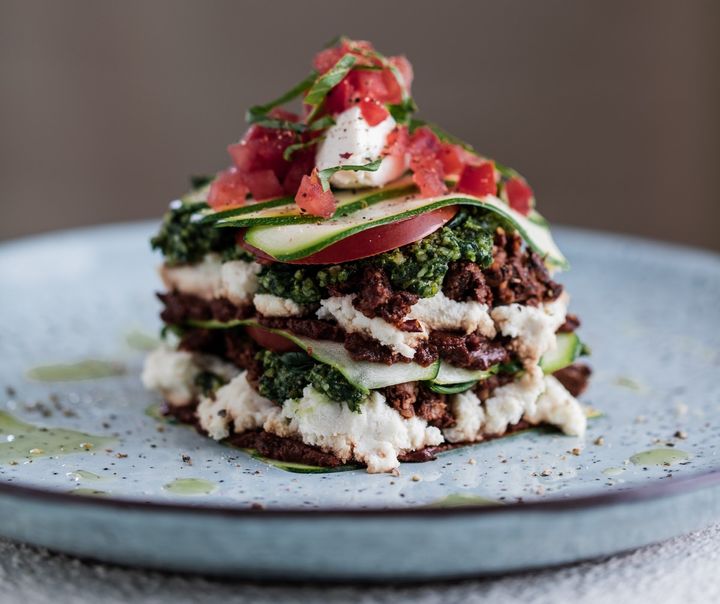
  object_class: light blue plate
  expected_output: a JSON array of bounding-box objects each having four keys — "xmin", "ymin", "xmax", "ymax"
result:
[{"xmin": 0, "ymin": 222, "xmax": 718, "ymax": 580}]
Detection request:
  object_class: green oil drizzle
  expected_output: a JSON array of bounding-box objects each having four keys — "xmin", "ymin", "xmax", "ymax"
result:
[
  {"xmin": 630, "ymin": 448, "xmax": 691, "ymax": 466},
  {"xmin": 602, "ymin": 466, "xmax": 626, "ymax": 476},
  {"xmin": 69, "ymin": 488, "xmax": 108, "ymax": 497},
  {"xmin": 0, "ymin": 411, "xmax": 114, "ymax": 464},
  {"xmin": 163, "ymin": 478, "xmax": 217, "ymax": 495},
  {"xmin": 27, "ymin": 360, "xmax": 126, "ymax": 382},
  {"xmin": 425, "ymin": 494, "xmax": 501, "ymax": 508},
  {"xmin": 615, "ymin": 376, "xmax": 643, "ymax": 391},
  {"xmin": 67, "ymin": 469, "xmax": 103, "ymax": 481},
  {"xmin": 125, "ymin": 330, "xmax": 160, "ymax": 351}
]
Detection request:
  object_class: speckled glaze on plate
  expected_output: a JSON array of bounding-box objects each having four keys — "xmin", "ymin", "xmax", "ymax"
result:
[{"xmin": 0, "ymin": 222, "xmax": 718, "ymax": 580}]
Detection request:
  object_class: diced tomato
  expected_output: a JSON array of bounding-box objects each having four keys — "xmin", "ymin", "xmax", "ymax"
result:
[
  {"xmin": 323, "ymin": 77, "xmax": 355, "ymax": 116},
  {"xmin": 282, "ymin": 147, "xmax": 315, "ymax": 195},
  {"xmin": 310, "ymin": 39, "xmax": 413, "ymax": 118},
  {"xmin": 438, "ymin": 143, "xmax": 465, "ymax": 176},
  {"xmin": 504, "ymin": 177, "xmax": 534, "ymax": 215},
  {"xmin": 313, "ymin": 46, "xmax": 343, "ymax": 74},
  {"xmin": 389, "ymin": 56, "xmax": 414, "ymax": 92},
  {"xmin": 384, "ymin": 125, "xmax": 409, "ymax": 160},
  {"xmin": 242, "ymin": 170, "xmax": 284, "ymax": 201},
  {"xmin": 207, "ymin": 167, "xmax": 249, "ymax": 210},
  {"xmin": 294, "ymin": 168, "xmax": 336, "ymax": 218},
  {"xmin": 350, "ymin": 70, "xmax": 390, "ymax": 101},
  {"xmin": 457, "ymin": 161, "xmax": 497, "ymax": 197},
  {"xmin": 227, "ymin": 115, "xmax": 298, "ymax": 189},
  {"xmin": 408, "ymin": 127, "xmax": 447, "ymax": 198},
  {"xmin": 359, "ymin": 98, "xmax": 389, "ymax": 126}
]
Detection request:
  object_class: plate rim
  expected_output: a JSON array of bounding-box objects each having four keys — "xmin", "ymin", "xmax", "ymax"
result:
[{"xmin": 1, "ymin": 467, "xmax": 719, "ymax": 518}]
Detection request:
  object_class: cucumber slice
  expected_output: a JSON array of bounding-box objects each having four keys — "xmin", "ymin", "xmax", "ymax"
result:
[
  {"xmin": 433, "ymin": 363, "xmax": 499, "ymax": 385},
  {"xmin": 206, "ymin": 179, "xmax": 417, "ymax": 227},
  {"xmin": 428, "ymin": 381, "xmax": 478, "ymax": 395},
  {"xmin": 269, "ymin": 331, "xmax": 440, "ymax": 393},
  {"xmin": 244, "ymin": 192, "xmax": 568, "ymax": 268},
  {"xmin": 539, "ymin": 333, "xmax": 584, "ymax": 374},
  {"xmin": 183, "ymin": 318, "xmax": 439, "ymax": 392}
]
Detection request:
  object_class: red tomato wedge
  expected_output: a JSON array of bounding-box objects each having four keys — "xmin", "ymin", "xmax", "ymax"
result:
[
  {"xmin": 240, "ymin": 205, "xmax": 458, "ymax": 265},
  {"xmin": 246, "ymin": 326, "xmax": 299, "ymax": 353}
]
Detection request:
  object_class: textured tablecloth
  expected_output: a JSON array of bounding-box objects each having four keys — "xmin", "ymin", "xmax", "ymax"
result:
[{"xmin": 1, "ymin": 524, "xmax": 719, "ymax": 604}]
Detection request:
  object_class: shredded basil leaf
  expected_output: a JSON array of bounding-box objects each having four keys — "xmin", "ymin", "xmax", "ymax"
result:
[
  {"xmin": 307, "ymin": 115, "xmax": 336, "ymax": 131},
  {"xmin": 317, "ymin": 158, "xmax": 383, "ymax": 191},
  {"xmin": 283, "ymin": 137, "xmax": 324, "ymax": 161},
  {"xmin": 245, "ymin": 118, "xmax": 307, "ymax": 132},
  {"xmin": 245, "ymin": 71, "xmax": 317, "ymax": 125},
  {"xmin": 305, "ymin": 53, "xmax": 357, "ymax": 122},
  {"xmin": 388, "ymin": 97, "xmax": 418, "ymax": 125}
]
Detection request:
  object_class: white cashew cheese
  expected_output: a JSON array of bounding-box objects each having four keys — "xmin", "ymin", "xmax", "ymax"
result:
[
  {"xmin": 220, "ymin": 260, "xmax": 261, "ymax": 305},
  {"xmin": 315, "ymin": 106, "xmax": 408, "ymax": 188},
  {"xmin": 410, "ymin": 292, "xmax": 496, "ymax": 337},
  {"xmin": 317, "ymin": 295, "xmax": 425, "ymax": 358},
  {"xmin": 491, "ymin": 292, "xmax": 569, "ymax": 366},
  {"xmin": 160, "ymin": 254, "xmax": 261, "ymax": 304},
  {"xmin": 525, "ymin": 375, "xmax": 587, "ymax": 436},
  {"xmin": 263, "ymin": 386, "xmax": 443, "ymax": 473},
  {"xmin": 443, "ymin": 366, "xmax": 586, "ymax": 443},
  {"xmin": 253, "ymin": 293, "xmax": 307, "ymax": 318},
  {"xmin": 160, "ymin": 254, "xmax": 223, "ymax": 300},
  {"xmin": 197, "ymin": 371, "xmax": 276, "ymax": 441},
  {"xmin": 142, "ymin": 346, "xmax": 239, "ymax": 407}
]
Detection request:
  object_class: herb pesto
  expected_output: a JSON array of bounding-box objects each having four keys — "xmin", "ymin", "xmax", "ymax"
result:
[
  {"xmin": 257, "ymin": 351, "xmax": 365, "ymax": 412},
  {"xmin": 151, "ymin": 201, "xmax": 251, "ymax": 266}
]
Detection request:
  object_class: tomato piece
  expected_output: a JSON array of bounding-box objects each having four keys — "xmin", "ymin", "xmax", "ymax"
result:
[
  {"xmin": 242, "ymin": 170, "xmax": 284, "ymax": 201},
  {"xmin": 207, "ymin": 167, "xmax": 248, "ymax": 210},
  {"xmin": 244, "ymin": 206, "xmax": 458, "ymax": 265},
  {"xmin": 228, "ymin": 121, "xmax": 296, "ymax": 179},
  {"xmin": 359, "ymin": 98, "xmax": 390, "ymax": 126},
  {"xmin": 384, "ymin": 125, "xmax": 409, "ymax": 160},
  {"xmin": 457, "ymin": 161, "xmax": 497, "ymax": 197},
  {"xmin": 350, "ymin": 70, "xmax": 389, "ymax": 101},
  {"xmin": 282, "ymin": 148, "xmax": 315, "ymax": 195},
  {"xmin": 439, "ymin": 143, "xmax": 465, "ymax": 176},
  {"xmin": 504, "ymin": 177, "xmax": 534, "ymax": 215},
  {"xmin": 408, "ymin": 127, "xmax": 447, "ymax": 198},
  {"xmin": 323, "ymin": 77, "xmax": 354, "ymax": 116},
  {"xmin": 389, "ymin": 55, "xmax": 413, "ymax": 93},
  {"xmin": 246, "ymin": 326, "xmax": 299, "ymax": 353},
  {"xmin": 294, "ymin": 168, "xmax": 336, "ymax": 218},
  {"xmin": 311, "ymin": 40, "xmax": 414, "ymax": 117}
]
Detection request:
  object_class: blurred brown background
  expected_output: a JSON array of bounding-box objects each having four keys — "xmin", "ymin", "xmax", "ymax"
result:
[{"xmin": 1, "ymin": 0, "xmax": 718, "ymax": 249}]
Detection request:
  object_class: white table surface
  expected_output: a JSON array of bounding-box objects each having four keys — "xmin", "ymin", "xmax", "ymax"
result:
[{"xmin": 1, "ymin": 524, "xmax": 718, "ymax": 604}]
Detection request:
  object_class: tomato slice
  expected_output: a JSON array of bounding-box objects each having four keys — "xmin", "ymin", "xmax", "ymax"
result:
[
  {"xmin": 246, "ymin": 325, "xmax": 299, "ymax": 353},
  {"xmin": 240, "ymin": 205, "xmax": 458, "ymax": 265}
]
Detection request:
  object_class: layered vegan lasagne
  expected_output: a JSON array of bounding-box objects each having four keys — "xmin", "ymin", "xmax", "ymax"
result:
[{"xmin": 143, "ymin": 38, "xmax": 591, "ymax": 473}]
